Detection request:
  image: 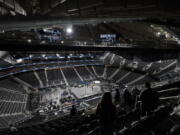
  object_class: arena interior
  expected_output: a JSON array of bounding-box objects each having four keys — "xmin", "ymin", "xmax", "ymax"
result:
[{"xmin": 1, "ymin": 0, "xmax": 180, "ymax": 135}]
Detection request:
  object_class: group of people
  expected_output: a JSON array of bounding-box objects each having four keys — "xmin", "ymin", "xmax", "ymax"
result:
[
  {"xmin": 96, "ymin": 82, "xmax": 160, "ymax": 135},
  {"xmin": 8, "ymin": 81, "xmax": 179, "ymax": 135}
]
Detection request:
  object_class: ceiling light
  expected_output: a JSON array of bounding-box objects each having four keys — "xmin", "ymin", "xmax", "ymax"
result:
[
  {"xmin": 56, "ymin": 54, "xmax": 60, "ymax": 57},
  {"xmin": 43, "ymin": 28, "xmax": 47, "ymax": 32},
  {"xmin": 42, "ymin": 54, "xmax": 46, "ymax": 57},
  {"xmin": 27, "ymin": 39, "xmax": 32, "ymax": 43},
  {"xmin": 29, "ymin": 55, "xmax": 33, "ymax": 58},
  {"xmin": 16, "ymin": 59, "xmax": 23, "ymax": 63},
  {"xmin": 66, "ymin": 27, "xmax": 73, "ymax": 34},
  {"xmin": 156, "ymin": 32, "xmax": 161, "ymax": 36},
  {"xmin": 94, "ymin": 80, "xmax": 100, "ymax": 84},
  {"xmin": 61, "ymin": 40, "xmax": 64, "ymax": 44}
]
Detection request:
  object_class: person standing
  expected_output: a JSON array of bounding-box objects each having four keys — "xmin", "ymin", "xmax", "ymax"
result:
[
  {"xmin": 70, "ymin": 105, "xmax": 77, "ymax": 116},
  {"xmin": 114, "ymin": 88, "xmax": 121, "ymax": 106},
  {"xmin": 123, "ymin": 89, "xmax": 133, "ymax": 113},
  {"xmin": 140, "ymin": 82, "xmax": 159, "ymax": 116},
  {"xmin": 9, "ymin": 124, "xmax": 18, "ymax": 132},
  {"xmin": 96, "ymin": 92, "xmax": 117, "ymax": 135}
]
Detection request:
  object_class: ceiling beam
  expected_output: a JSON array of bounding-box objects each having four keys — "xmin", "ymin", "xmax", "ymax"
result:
[{"xmin": 0, "ymin": 0, "xmax": 26, "ymax": 15}]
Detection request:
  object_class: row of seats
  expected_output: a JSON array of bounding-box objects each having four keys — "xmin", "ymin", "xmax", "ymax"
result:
[
  {"xmin": 61, "ymin": 67, "xmax": 82, "ymax": 86},
  {"xmin": 0, "ymin": 113, "xmax": 99, "ymax": 135},
  {"xmin": 1, "ymin": 61, "xmax": 173, "ymax": 90},
  {"xmin": 0, "ymin": 90, "xmax": 26, "ymax": 102},
  {"xmin": 6, "ymin": 66, "xmax": 96, "ymax": 88},
  {"xmin": 1, "ymin": 65, "xmax": 153, "ymax": 89},
  {"xmin": 0, "ymin": 114, "xmax": 28, "ymax": 129},
  {"xmin": 0, "ymin": 79, "xmax": 26, "ymax": 94},
  {"xmin": 0, "ymin": 100, "xmax": 174, "ymax": 135},
  {"xmin": 118, "ymin": 105, "xmax": 173, "ymax": 135},
  {"xmin": 0, "ymin": 102, "xmax": 26, "ymax": 115},
  {"xmin": 91, "ymin": 66, "xmax": 104, "ymax": 77},
  {"xmin": 0, "ymin": 88, "xmax": 27, "ymax": 117},
  {"xmin": 16, "ymin": 72, "xmax": 39, "ymax": 87},
  {"xmin": 104, "ymin": 53, "xmax": 176, "ymax": 77},
  {"xmin": 75, "ymin": 66, "xmax": 95, "ymax": 81}
]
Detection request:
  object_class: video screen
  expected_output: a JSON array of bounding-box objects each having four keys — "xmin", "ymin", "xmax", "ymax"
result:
[
  {"xmin": 36, "ymin": 28, "xmax": 63, "ymax": 43},
  {"xmin": 100, "ymin": 34, "xmax": 116, "ymax": 43}
]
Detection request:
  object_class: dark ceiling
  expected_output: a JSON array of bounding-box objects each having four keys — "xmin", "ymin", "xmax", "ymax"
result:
[
  {"xmin": 0, "ymin": 0, "xmax": 180, "ymax": 31},
  {"xmin": 16, "ymin": 0, "xmax": 180, "ymax": 18},
  {"xmin": 0, "ymin": 0, "xmax": 179, "ymax": 19},
  {"xmin": 1, "ymin": 0, "xmax": 180, "ymax": 51}
]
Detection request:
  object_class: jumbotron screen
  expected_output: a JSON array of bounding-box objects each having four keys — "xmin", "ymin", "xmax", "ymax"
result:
[
  {"xmin": 100, "ymin": 34, "xmax": 116, "ymax": 43},
  {"xmin": 37, "ymin": 28, "xmax": 62, "ymax": 43}
]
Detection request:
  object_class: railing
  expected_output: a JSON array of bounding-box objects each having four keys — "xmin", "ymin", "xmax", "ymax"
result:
[
  {"xmin": 0, "ymin": 60, "xmax": 103, "ymax": 79},
  {"xmin": 15, "ymin": 114, "xmax": 33, "ymax": 126},
  {"xmin": 1, "ymin": 36, "xmax": 165, "ymax": 48},
  {"xmin": 0, "ymin": 59, "xmax": 103, "ymax": 70},
  {"xmin": 0, "ymin": 113, "xmax": 29, "ymax": 130},
  {"xmin": 151, "ymin": 75, "xmax": 180, "ymax": 89}
]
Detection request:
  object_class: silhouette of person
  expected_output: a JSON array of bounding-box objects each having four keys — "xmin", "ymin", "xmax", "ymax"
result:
[
  {"xmin": 140, "ymin": 82, "xmax": 159, "ymax": 116},
  {"xmin": 114, "ymin": 88, "xmax": 120, "ymax": 106},
  {"xmin": 70, "ymin": 105, "xmax": 77, "ymax": 116},
  {"xmin": 132, "ymin": 87, "xmax": 140, "ymax": 109},
  {"xmin": 96, "ymin": 92, "xmax": 116, "ymax": 135},
  {"xmin": 123, "ymin": 89, "xmax": 133, "ymax": 113},
  {"xmin": 9, "ymin": 124, "xmax": 18, "ymax": 132}
]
